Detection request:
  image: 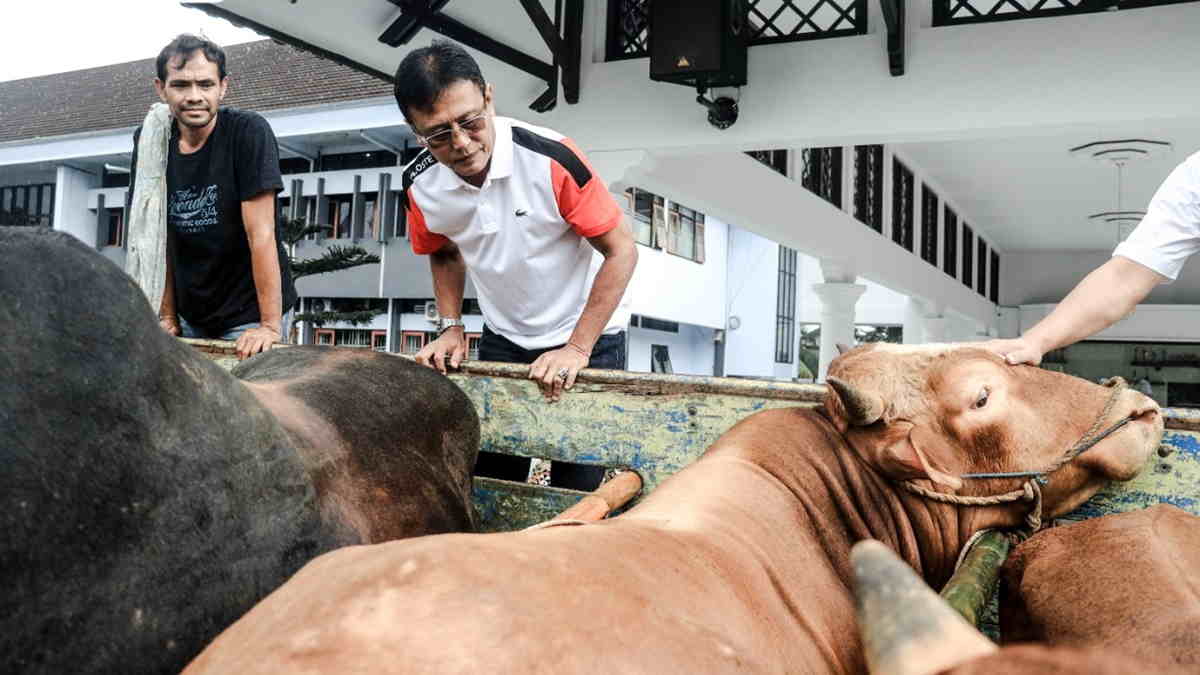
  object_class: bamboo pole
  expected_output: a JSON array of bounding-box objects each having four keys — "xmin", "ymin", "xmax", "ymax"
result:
[{"xmin": 939, "ymin": 530, "xmax": 1011, "ymax": 627}]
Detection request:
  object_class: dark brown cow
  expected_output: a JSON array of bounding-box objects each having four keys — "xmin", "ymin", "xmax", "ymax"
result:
[
  {"xmin": 185, "ymin": 343, "xmax": 1162, "ymax": 674},
  {"xmin": 0, "ymin": 228, "xmax": 478, "ymax": 674}
]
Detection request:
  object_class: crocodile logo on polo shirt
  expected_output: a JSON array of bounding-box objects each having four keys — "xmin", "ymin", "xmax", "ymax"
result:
[{"xmin": 514, "ymin": 209, "xmax": 528, "ymax": 217}]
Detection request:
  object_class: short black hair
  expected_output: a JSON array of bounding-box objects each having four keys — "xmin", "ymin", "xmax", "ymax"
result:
[
  {"xmin": 156, "ymin": 34, "xmax": 227, "ymax": 82},
  {"xmin": 393, "ymin": 40, "xmax": 486, "ymax": 122}
]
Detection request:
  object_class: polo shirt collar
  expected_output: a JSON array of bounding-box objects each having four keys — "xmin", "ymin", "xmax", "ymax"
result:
[
  {"xmin": 429, "ymin": 115, "xmax": 514, "ymax": 191},
  {"xmin": 488, "ymin": 116, "xmax": 514, "ymax": 181}
]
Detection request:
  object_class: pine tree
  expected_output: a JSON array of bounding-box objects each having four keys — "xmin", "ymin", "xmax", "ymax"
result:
[{"xmin": 281, "ymin": 217, "xmax": 383, "ymax": 334}]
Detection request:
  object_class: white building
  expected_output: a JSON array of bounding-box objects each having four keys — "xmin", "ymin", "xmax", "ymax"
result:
[{"xmin": 7, "ymin": 0, "xmax": 1200, "ymax": 401}]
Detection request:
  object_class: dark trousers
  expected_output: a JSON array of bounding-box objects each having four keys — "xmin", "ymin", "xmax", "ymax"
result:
[{"xmin": 473, "ymin": 325, "xmax": 626, "ymax": 490}]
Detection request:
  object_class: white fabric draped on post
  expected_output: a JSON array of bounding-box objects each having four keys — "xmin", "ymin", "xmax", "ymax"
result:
[{"xmin": 124, "ymin": 103, "xmax": 172, "ymax": 313}]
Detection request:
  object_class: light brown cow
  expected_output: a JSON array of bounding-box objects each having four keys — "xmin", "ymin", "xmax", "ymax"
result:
[
  {"xmin": 184, "ymin": 344, "xmax": 1164, "ymax": 674},
  {"xmin": 998, "ymin": 504, "xmax": 1200, "ymax": 671},
  {"xmin": 849, "ymin": 539, "xmax": 1175, "ymax": 675}
]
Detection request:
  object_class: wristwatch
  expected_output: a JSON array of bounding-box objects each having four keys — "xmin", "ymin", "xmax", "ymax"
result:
[{"xmin": 437, "ymin": 317, "xmax": 465, "ymax": 334}]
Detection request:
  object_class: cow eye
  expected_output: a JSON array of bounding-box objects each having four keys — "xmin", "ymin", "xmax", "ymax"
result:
[{"xmin": 972, "ymin": 387, "xmax": 990, "ymax": 409}]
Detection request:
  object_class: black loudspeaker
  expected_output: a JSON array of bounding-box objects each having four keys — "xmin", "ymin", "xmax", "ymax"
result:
[{"xmin": 649, "ymin": 0, "xmax": 747, "ymax": 89}]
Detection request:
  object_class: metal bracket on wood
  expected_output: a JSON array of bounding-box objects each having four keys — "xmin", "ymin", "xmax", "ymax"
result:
[{"xmin": 879, "ymin": 0, "xmax": 905, "ymax": 77}]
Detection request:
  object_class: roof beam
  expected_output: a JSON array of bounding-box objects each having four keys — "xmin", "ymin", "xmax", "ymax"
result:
[
  {"xmin": 378, "ymin": 0, "xmax": 451, "ymax": 46},
  {"xmin": 278, "ymin": 141, "xmax": 318, "ymax": 164},
  {"xmin": 381, "ymin": 0, "xmax": 578, "ymax": 113},
  {"xmin": 879, "ymin": 0, "xmax": 905, "ymax": 77},
  {"xmin": 359, "ymin": 129, "xmax": 407, "ymax": 156},
  {"xmin": 181, "ymin": 2, "xmax": 394, "ymax": 82},
  {"xmin": 561, "ymin": 0, "xmax": 584, "ymax": 104},
  {"xmin": 381, "ymin": 0, "xmax": 553, "ymax": 83},
  {"xmin": 518, "ymin": 0, "xmax": 564, "ymax": 56}
]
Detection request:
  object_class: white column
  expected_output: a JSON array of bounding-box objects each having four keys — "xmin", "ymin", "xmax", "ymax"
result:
[
  {"xmin": 54, "ymin": 165, "xmax": 100, "ymax": 248},
  {"xmin": 923, "ymin": 316, "xmax": 951, "ymax": 343},
  {"xmin": 813, "ymin": 282, "xmax": 866, "ymax": 382}
]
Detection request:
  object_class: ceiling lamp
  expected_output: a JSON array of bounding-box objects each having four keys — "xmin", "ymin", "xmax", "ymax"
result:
[{"xmin": 1070, "ymin": 139, "xmax": 1173, "ymax": 244}]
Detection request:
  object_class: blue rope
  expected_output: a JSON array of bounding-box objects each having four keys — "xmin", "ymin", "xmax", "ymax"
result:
[{"xmin": 960, "ymin": 416, "xmax": 1134, "ymax": 485}]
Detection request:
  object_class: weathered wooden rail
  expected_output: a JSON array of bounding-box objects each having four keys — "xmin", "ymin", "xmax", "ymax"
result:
[{"xmin": 189, "ymin": 339, "xmax": 1200, "ymax": 526}]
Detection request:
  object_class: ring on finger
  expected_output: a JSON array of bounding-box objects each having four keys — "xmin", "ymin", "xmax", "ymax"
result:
[{"xmin": 556, "ymin": 367, "xmax": 569, "ymax": 381}]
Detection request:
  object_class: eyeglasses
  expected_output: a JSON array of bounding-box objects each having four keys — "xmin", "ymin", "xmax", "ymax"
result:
[{"xmin": 415, "ymin": 112, "xmax": 488, "ymax": 148}]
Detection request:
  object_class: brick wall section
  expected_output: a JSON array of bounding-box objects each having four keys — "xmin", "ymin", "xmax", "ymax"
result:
[{"xmin": 0, "ymin": 40, "xmax": 394, "ymax": 144}]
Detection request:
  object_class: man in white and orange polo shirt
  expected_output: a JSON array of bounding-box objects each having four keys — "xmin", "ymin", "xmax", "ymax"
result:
[{"xmin": 395, "ymin": 41, "xmax": 638, "ymax": 487}]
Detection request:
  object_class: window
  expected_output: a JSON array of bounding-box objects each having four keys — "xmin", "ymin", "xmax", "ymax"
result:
[
  {"xmin": 1, "ymin": 184, "xmax": 55, "ymax": 227},
  {"xmin": 401, "ymin": 330, "xmax": 428, "ymax": 355},
  {"xmin": 853, "ymin": 145, "xmax": 883, "ymax": 233},
  {"xmin": 361, "ymin": 191, "xmax": 379, "ymax": 240},
  {"xmin": 313, "ymin": 328, "xmax": 383, "ymax": 348},
  {"xmin": 802, "ymin": 147, "xmax": 843, "ymax": 208},
  {"xmin": 625, "ymin": 187, "xmax": 662, "ymax": 247},
  {"xmin": 747, "ymin": 149, "xmax": 789, "ymax": 177},
  {"xmin": 104, "ymin": 208, "xmax": 124, "ymax": 247},
  {"xmin": 943, "ymin": 207, "xmax": 959, "ymax": 278},
  {"xmin": 650, "ymin": 344, "xmax": 673, "ymax": 374},
  {"xmin": 328, "ymin": 196, "xmax": 353, "ymax": 238},
  {"xmin": 920, "ymin": 184, "xmax": 938, "ymax": 266},
  {"xmin": 327, "ymin": 298, "xmax": 377, "ymax": 314},
  {"xmin": 932, "ymin": 0, "xmax": 1180, "ymax": 27},
  {"xmin": 891, "ymin": 159, "xmax": 914, "ymax": 251},
  {"xmin": 667, "ymin": 201, "xmax": 705, "ymax": 263},
  {"xmin": 962, "ymin": 224, "xmax": 975, "ymax": 288},
  {"xmin": 990, "ymin": 250, "xmax": 1000, "ymax": 304},
  {"xmin": 467, "ymin": 332, "xmax": 481, "ymax": 360},
  {"xmin": 280, "ymin": 157, "xmax": 312, "ymax": 175},
  {"xmin": 776, "ymin": 246, "xmax": 798, "ymax": 364},
  {"xmin": 606, "ymin": 0, "xmax": 867, "ymax": 61},
  {"xmin": 636, "ymin": 316, "xmax": 680, "ymax": 333},
  {"xmin": 395, "ymin": 197, "xmax": 408, "ymax": 239},
  {"xmin": 855, "ymin": 324, "xmax": 903, "ymax": 344},
  {"xmin": 977, "ymin": 239, "xmax": 988, "ymax": 297},
  {"xmin": 318, "ymin": 150, "xmax": 397, "ymax": 172},
  {"xmin": 798, "ymin": 323, "xmax": 821, "ymax": 380},
  {"xmin": 278, "ymin": 197, "xmax": 291, "ymax": 225},
  {"xmin": 606, "ymin": 0, "xmax": 649, "ymax": 60}
]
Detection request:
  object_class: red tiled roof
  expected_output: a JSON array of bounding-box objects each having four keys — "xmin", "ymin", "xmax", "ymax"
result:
[{"xmin": 0, "ymin": 40, "xmax": 394, "ymax": 144}]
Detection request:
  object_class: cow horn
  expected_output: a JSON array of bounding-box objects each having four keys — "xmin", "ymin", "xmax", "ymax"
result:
[
  {"xmin": 836, "ymin": 342, "xmax": 853, "ymax": 355},
  {"xmin": 826, "ymin": 376, "xmax": 884, "ymax": 426},
  {"xmin": 852, "ymin": 540, "xmax": 996, "ymax": 675}
]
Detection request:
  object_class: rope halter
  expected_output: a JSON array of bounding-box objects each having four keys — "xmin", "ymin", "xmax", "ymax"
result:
[{"xmin": 899, "ymin": 377, "xmax": 1132, "ymax": 534}]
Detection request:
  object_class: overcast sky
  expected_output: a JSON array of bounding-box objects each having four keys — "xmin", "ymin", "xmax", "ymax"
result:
[{"xmin": 1, "ymin": 1, "xmax": 266, "ymax": 82}]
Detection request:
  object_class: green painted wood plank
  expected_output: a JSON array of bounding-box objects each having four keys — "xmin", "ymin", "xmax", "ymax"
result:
[{"xmin": 472, "ymin": 477, "xmax": 589, "ymax": 532}]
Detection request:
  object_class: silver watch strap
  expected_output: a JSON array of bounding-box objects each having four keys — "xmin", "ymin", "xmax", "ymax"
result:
[{"xmin": 438, "ymin": 317, "xmax": 465, "ymax": 333}]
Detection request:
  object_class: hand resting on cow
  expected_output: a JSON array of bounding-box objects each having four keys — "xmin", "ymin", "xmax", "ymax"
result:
[{"xmin": 184, "ymin": 342, "xmax": 1163, "ymax": 674}]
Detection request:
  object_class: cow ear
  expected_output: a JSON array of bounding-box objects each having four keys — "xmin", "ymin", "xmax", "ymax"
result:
[{"xmin": 879, "ymin": 425, "xmax": 964, "ymax": 490}]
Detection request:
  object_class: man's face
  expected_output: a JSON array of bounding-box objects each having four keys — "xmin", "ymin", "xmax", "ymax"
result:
[
  {"xmin": 154, "ymin": 50, "xmax": 227, "ymax": 130},
  {"xmin": 408, "ymin": 80, "xmax": 495, "ymax": 182}
]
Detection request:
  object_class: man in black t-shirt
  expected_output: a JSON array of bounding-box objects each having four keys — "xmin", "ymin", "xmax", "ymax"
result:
[{"xmin": 132, "ymin": 34, "xmax": 296, "ymax": 360}]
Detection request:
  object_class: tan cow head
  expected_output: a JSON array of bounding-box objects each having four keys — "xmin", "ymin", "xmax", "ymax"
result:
[{"xmin": 823, "ymin": 344, "xmax": 1163, "ymax": 524}]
